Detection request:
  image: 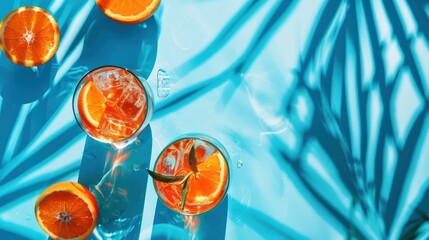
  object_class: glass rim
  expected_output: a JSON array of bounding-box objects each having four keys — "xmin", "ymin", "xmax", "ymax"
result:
[
  {"xmin": 152, "ymin": 133, "xmax": 231, "ymax": 216},
  {"xmin": 72, "ymin": 65, "xmax": 153, "ymax": 144}
]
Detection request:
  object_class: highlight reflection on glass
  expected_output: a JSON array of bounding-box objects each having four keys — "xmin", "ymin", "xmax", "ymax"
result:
[
  {"xmin": 149, "ymin": 134, "xmax": 230, "ymax": 215},
  {"xmin": 72, "ymin": 66, "xmax": 153, "ymax": 144}
]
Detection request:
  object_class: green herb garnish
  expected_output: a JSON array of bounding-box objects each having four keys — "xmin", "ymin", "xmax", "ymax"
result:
[
  {"xmin": 147, "ymin": 143, "xmax": 201, "ymax": 212},
  {"xmin": 146, "ymin": 169, "xmax": 186, "ymax": 183},
  {"xmin": 180, "ymin": 177, "xmax": 190, "ymax": 210},
  {"xmin": 189, "ymin": 144, "xmax": 199, "ymax": 173}
]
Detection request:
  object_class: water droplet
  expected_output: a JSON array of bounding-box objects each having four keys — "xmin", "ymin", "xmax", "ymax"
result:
[
  {"xmin": 157, "ymin": 69, "xmax": 171, "ymax": 98},
  {"xmin": 25, "ymin": 215, "xmax": 32, "ymax": 221},
  {"xmin": 135, "ymin": 139, "xmax": 141, "ymax": 145},
  {"xmin": 141, "ymin": 23, "xmax": 148, "ymax": 29},
  {"xmin": 237, "ymin": 160, "xmax": 243, "ymax": 168},
  {"xmin": 133, "ymin": 164, "xmax": 141, "ymax": 172}
]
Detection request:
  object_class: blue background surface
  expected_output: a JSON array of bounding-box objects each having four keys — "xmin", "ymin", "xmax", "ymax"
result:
[{"xmin": 1, "ymin": 0, "xmax": 429, "ymax": 239}]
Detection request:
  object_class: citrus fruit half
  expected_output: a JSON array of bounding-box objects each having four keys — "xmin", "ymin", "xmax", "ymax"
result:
[
  {"xmin": 35, "ymin": 182, "xmax": 98, "ymax": 239},
  {"xmin": 0, "ymin": 6, "xmax": 60, "ymax": 66},
  {"xmin": 95, "ymin": 0, "xmax": 160, "ymax": 24},
  {"xmin": 187, "ymin": 151, "xmax": 229, "ymax": 205},
  {"xmin": 77, "ymin": 80, "xmax": 107, "ymax": 128}
]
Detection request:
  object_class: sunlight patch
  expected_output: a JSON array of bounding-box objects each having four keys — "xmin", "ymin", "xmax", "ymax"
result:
[
  {"xmin": 370, "ymin": 1, "xmax": 392, "ymax": 43},
  {"xmin": 390, "ymin": 67, "xmax": 424, "ymax": 148},
  {"xmin": 365, "ymin": 85, "xmax": 383, "ymax": 185},
  {"xmin": 383, "ymin": 38, "xmax": 403, "ymax": 84},
  {"xmin": 393, "ymin": 0, "xmax": 418, "ymax": 37},
  {"xmin": 345, "ymin": 35, "xmax": 361, "ymax": 160},
  {"xmin": 356, "ymin": 0, "xmax": 375, "ymax": 89},
  {"xmin": 380, "ymin": 137, "xmax": 397, "ymax": 208},
  {"xmin": 411, "ymin": 34, "xmax": 429, "ymax": 98},
  {"xmin": 302, "ymin": 139, "xmax": 352, "ymax": 219},
  {"xmin": 290, "ymin": 88, "xmax": 314, "ymax": 131}
]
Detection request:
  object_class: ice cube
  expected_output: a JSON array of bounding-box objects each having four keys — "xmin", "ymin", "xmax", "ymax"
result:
[
  {"xmin": 115, "ymin": 81, "xmax": 147, "ymax": 122},
  {"xmin": 162, "ymin": 154, "xmax": 177, "ymax": 172},
  {"xmin": 158, "ymin": 148, "xmax": 180, "ymax": 174},
  {"xmin": 93, "ymin": 69, "xmax": 121, "ymax": 91},
  {"xmin": 194, "ymin": 140, "xmax": 215, "ymax": 163},
  {"xmin": 173, "ymin": 139, "xmax": 194, "ymax": 153},
  {"xmin": 92, "ymin": 68, "xmax": 134, "ymax": 104},
  {"xmin": 98, "ymin": 110, "xmax": 139, "ymax": 140}
]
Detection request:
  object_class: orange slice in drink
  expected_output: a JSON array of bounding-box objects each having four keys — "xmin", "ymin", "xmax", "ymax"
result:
[
  {"xmin": 95, "ymin": 0, "xmax": 160, "ymax": 24},
  {"xmin": 0, "ymin": 6, "xmax": 60, "ymax": 66},
  {"xmin": 35, "ymin": 182, "xmax": 98, "ymax": 239},
  {"xmin": 187, "ymin": 151, "xmax": 229, "ymax": 205},
  {"xmin": 78, "ymin": 81, "xmax": 107, "ymax": 128}
]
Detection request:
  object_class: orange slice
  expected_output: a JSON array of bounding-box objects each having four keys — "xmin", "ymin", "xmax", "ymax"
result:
[
  {"xmin": 187, "ymin": 151, "xmax": 229, "ymax": 205},
  {"xmin": 0, "ymin": 6, "xmax": 60, "ymax": 66},
  {"xmin": 78, "ymin": 81, "xmax": 107, "ymax": 128},
  {"xmin": 35, "ymin": 182, "xmax": 98, "ymax": 239},
  {"xmin": 95, "ymin": 0, "xmax": 160, "ymax": 24}
]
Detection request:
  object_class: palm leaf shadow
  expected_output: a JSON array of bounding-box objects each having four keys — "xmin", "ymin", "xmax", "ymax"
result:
[
  {"xmin": 400, "ymin": 189, "xmax": 429, "ymax": 239},
  {"xmin": 173, "ymin": 0, "xmax": 265, "ymax": 77},
  {"xmin": 288, "ymin": 0, "xmax": 429, "ymax": 238},
  {"xmin": 0, "ymin": 124, "xmax": 82, "ymax": 185},
  {"xmin": 382, "ymin": 0, "xmax": 425, "ymax": 97},
  {"xmin": 374, "ymin": 1, "xmax": 428, "ymax": 235},
  {"xmin": 275, "ymin": 147, "xmax": 368, "ymax": 239},
  {"xmin": 14, "ymin": 70, "xmax": 80, "ymax": 157},
  {"xmin": 384, "ymin": 111, "xmax": 426, "ymax": 233},
  {"xmin": 1, "ymin": 1, "xmax": 98, "ymax": 168},
  {"xmin": 288, "ymin": 0, "xmax": 372, "ymax": 219},
  {"xmin": 0, "ymin": 164, "xmax": 79, "ymax": 207},
  {"xmin": 155, "ymin": 1, "xmax": 295, "ymax": 118},
  {"xmin": 277, "ymin": 0, "xmax": 429, "ymax": 238},
  {"xmin": 407, "ymin": 0, "xmax": 429, "ymax": 41},
  {"xmin": 0, "ymin": 102, "xmax": 20, "ymax": 166},
  {"xmin": 229, "ymin": 197, "xmax": 309, "ymax": 239}
]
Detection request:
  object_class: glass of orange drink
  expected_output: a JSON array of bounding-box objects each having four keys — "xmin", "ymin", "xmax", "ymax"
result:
[
  {"xmin": 73, "ymin": 66, "xmax": 153, "ymax": 145},
  {"xmin": 148, "ymin": 134, "xmax": 230, "ymax": 215}
]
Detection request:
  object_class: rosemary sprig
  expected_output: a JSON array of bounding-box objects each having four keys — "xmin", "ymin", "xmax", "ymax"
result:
[
  {"xmin": 146, "ymin": 169, "xmax": 186, "ymax": 183},
  {"xmin": 147, "ymin": 143, "xmax": 202, "ymax": 211},
  {"xmin": 181, "ymin": 177, "xmax": 190, "ymax": 210},
  {"xmin": 189, "ymin": 144, "xmax": 199, "ymax": 173}
]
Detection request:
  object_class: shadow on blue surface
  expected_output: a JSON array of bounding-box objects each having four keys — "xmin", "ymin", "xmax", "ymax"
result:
[
  {"xmin": 151, "ymin": 195, "xmax": 228, "ymax": 239},
  {"xmin": 0, "ymin": 58, "xmax": 58, "ymax": 168},
  {"xmin": 79, "ymin": 9, "xmax": 159, "ymax": 79},
  {"xmin": 77, "ymin": 126, "xmax": 152, "ymax": 240}
]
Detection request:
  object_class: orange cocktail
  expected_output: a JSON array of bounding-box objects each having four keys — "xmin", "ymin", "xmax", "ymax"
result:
[
  {"xmin": 73, "ymin": 66, "xmax": 153, "ymax": 143},
  {"xmin": 148, "ymin": 135, "xmax": 230, "ymax": 215}
]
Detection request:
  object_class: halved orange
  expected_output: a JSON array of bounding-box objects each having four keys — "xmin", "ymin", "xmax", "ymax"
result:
[
  {"xmin": 187, "ymin": 151, "xmax": 229, "ymax": 205},
  {"xmin": 95, "ymin": 0, "xmax": 160, "ymax": 24},
  {"xmin": 78, "ymin": 80, "xmax": 107, "ymax": 128},
  {"xmin": 0, "ymin": 6, "xmax": 60, "ymax": 66},
  {"xmin": 35, "ymin": 182, "xmax": 98, "ymax": 239}
]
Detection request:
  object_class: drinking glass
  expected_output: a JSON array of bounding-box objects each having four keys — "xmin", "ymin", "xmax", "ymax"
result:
[
  {"xmin": 72, "ymin": 65, "xmax": 153, "ymax": 145},
  {"xmin": 150, "ymin": 134, "xmax": 230, "ymax": 215}
]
